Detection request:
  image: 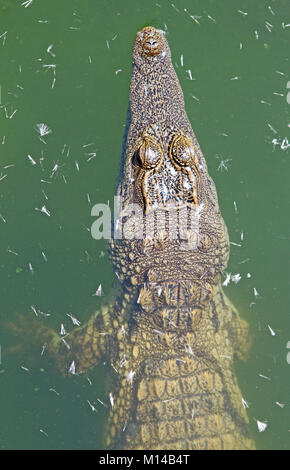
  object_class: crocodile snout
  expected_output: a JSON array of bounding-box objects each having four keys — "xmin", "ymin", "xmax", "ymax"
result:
[{"xmin": 138, "ymin": 27, "xmax": 163, "ymax": 56}]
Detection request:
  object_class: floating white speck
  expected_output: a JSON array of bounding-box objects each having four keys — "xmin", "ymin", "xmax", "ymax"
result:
[
  {"xmin": 126, "ymin": 370, "xmax": 135, "ymax": 384},
  {"xmin": 115, "ymin": 69, "xmax": 122, "ymax": 75},
  {"xmin": 0, "ymin": 31, "xmax": 7, "ymax": 46},
  {"xmin": 35, "ymin": 123, "xmax": 52, "ymax": 137},
  {"xmin": 109, "ymin": 392, "xmax": 114, "ymax": 409},
  {"xmin": 267, "ymin": 325, "xmax": 276, "ymax": 336},
  {"xmin": 68, "ymin": 361, "xmax": 76, "ymax": 374},
  {"xmin": 275, "ymin": 402, "xmax": 285, "ymax": 408},
  {"xmin": 21, "ymin": 365, "xmax": 30, "ymax": 372},
  {"xmin": 281, "ymin": 138, "xmax": 289, "ymax": 150},
  {"xmin": 28, "ymin": 263, "xmax": 34, "ymax": 274},
  {"xmin": 257, "ymin": 420, "xmax": 268, "ymax": 432},
  {"xmin": 35, "ymin": 205, "xmax": 51, "ymax": 217},
  {"xmin": 254, "ymin": 30, "xmax": 259, "ymax": 39},
  {"xmin": 222, "ymin": 272, "xmax": 231, "ymax": 287},
  {"xmin": 61, "ymin": 338, "xmax": 70, "ymax": 350},
  {"xmin": 60, "ymin": 324, "xmax": 66, "ymax": 335},
  {"xmin": 208, "ymin": 15, "xmax": 216, "ymax": 23},
  {"xmin": 268, "ymin": 6, "xmax": 275, "ymax": 15},
  {"xmin": 27, "ymin": 154, "xmax": 36, "ymax": 165},
  {"xmin": 267, "ymin": 123, "xmax": 277, "ymax": 133},
  {"xmin": 31, "ymin": 305, "xmax": 38, "ymax": 316},
  {"xmin": 75, "ymin": 161, "xmax": 79, "ymax": 171},
  {"xmin": 21, "ymin": 0, "xmax": 33, "ymax": 7},
  {"xmin": 46, "ymin": 44, "xmax": 55, "ymax": 57},
  {"xmin": 9, "ymin": 109, "xmax": 17, "ymax": 119},
  {"xmin": 190, "ymin": 15, "xmax": 201, "ymax": 24},
  {"xmin": 253, "ymin": 287, "xmax": 259, "ymax": 297},
  {"xmin": 259, "ymin": 373, "xmax": 271, "ymax": 381},
  {"xmin": 97, "ymin": 398, "xmax": 108, "ymax": 408},
  {"xmin": 120, "ymin": 325, "xmax": 127, "ymax": 336},
  {"xmin": 87, "ymin": 400, "xmax": 98, "ymax": 413},
  {"xmin": 66, "ymin": 313, "xmax": 81, "ymax": 326},
  {"xmin": 180, "ymin": 54, "xmax": 183, "ymax": 67},
  {"xmin": 233, "ymin": 201, "xmax": 238, "ymax": 213},
  {"xmin": 231, "ymin": 273, "xmax": 242, "ymax": 284},
  {"xmin": 238, "ymin": 10, "xmax": 248, "ymax": 16},
  {"xmin": 247, "ymin": 273, "xmax": 251, "ymax": 278},
  {"xmin": 93, "ymin": 284, "xmax": 103, "ymax": 296},
  {"xmin": 39, "ymin": 429, "xmax": 48, "ymax": 437},
  {"xmin": 242, "ymin": 398, "xmax": 249, "ymax": 409},
  {"xmin": 186, "ymin": 69, "xmax": 193, "ymax": 80}
]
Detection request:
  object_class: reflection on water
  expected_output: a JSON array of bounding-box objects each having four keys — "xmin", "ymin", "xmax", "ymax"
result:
[{"xmin": 0, "ymin": 0, "xmax": 289, "ymax": 450}]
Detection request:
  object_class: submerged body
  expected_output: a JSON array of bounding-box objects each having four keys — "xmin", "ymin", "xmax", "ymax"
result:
[{"xmin": 13, "ymin": 28, "xmax": 255, "ymax": 450}]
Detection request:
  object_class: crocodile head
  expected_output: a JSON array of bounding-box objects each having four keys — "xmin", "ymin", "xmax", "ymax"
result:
[
  {"xmin": 120, "ymin": 27, "xmax": 201, "ymax": 213},
  {"xmin": 111, "ymin": 27, "xmax": 229, "ymax": 295}
]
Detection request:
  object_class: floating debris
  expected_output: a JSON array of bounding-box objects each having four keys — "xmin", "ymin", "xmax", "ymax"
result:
[
  {"xmin": 66, "ymin": 313, "xmax": 81, "ymax": 326},
  {"xmin": 186, "ymin": 69, "xmax": 193, "ymax": 80},
  {"xmin": 35, "ymin": 205, "xmax": 51, "ymax": 217},
  {"xmin": 35, "ymin": 123, "xmax": 52, "ymax": 137},
  {"xmin": 0, "ymin": 31, "xmax": 8, "ymax": 46},
  {"xmin": 60, "ymin": 324, "xmax": 66, "ymax": 335},
  {"xmin": 87, "ymin": 400, "xmax": 98, "ymax": 413},
  {"xmin": 222, "ymin": 272, "xmax": 231, "ymax": 287},
  {"xmin": 253, "ymin": 287, "xmax": 259, "ymax": 297},
  {"xmin": 256, "ymin": 420, "xmax": 268, "ymax": 433},
  {"xmin": 27, "ymin": 154, "xmax": 36, "ymax": 165},
  {"xmin": 231, "ymin": 273, "xmax": 242, "ymax": 284},
  {"xmin": 238, "ymin": 10, "xmax": 248, "ymax": 16},
  {"xmin": 93, "ymin": 284, "xmax": 103, "ymax": 297},
  {"xmin": 126, "ymin": 370, "xmax": 135, "ymax": 384},
  {"xmin": 267, "ymin": 325, "xmax": 276, "ymax": 336},
  {"xmin": 242, "ymin": 398, "xmax": 250, "ymax": 409},
  {"xmin": 46, "ymin": 44, "xmax": 55, "ymax": 57},
  {"xmin": 68, "ymin": 361, "xmax": 76, "ymax": 375},
  {"xmin": 21, "ymin": 0, "xmax": 33, "ymax": 7},
  {"xmin": 97, "ymin": 398, "xmax": 108, "ymax": 408},
  {"xmin": 258, "ymin": 373, "xmax": 271, "ymax": 381},
  {"xmin": 109, "ymin": 392, "xmax": 114, "ymax": 409}
]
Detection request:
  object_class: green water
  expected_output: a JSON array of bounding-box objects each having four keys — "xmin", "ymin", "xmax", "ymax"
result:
[{"xmin": 0, "ymin": 0, "xmax": 289, "ymax": 450}]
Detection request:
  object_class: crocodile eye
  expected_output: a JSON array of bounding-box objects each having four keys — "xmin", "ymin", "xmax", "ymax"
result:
[
  {"xmin": 170, "ymin": 134, "xmax": 195, "ymax": 167},
  {"xmin": 138, "ymin": 135, "xmax": 163, "ymax": 169}
]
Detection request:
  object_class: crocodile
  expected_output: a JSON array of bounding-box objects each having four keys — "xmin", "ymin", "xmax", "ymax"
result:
[{"xmin": 10, "ymin": 27, "xmax": 255, "ymax": 450}]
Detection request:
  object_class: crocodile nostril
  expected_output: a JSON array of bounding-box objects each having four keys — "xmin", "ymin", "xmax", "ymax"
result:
[
  {"xmin": 146, "ymin": 39, "xmax": 158, "ymax": 47},
  {"xmin": 141, "ymin": 32, "xmax": 162, "ymax": 56}
]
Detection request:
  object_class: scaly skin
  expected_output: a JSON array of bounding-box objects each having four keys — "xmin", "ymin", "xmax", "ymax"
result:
[{"xmin": 11, "ymin": 27, "xmax": 255, "ymax": 450}]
